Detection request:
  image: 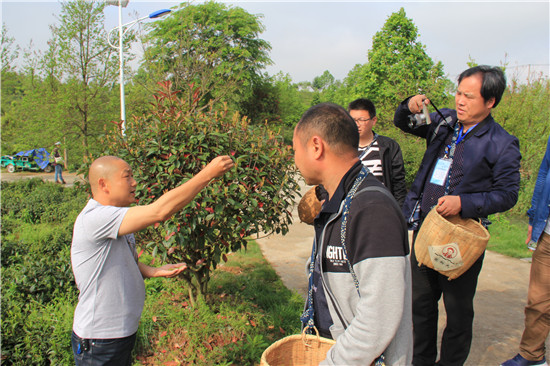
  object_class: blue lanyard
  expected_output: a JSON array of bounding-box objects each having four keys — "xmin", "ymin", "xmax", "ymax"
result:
[
  {"xmin": 443, "ymin": 123, "xmax": 474, "ymax": 194},
  {"xmin": 300, "ymin": 166, "xmax": 368, "ymax": 331},
  {"xmin": 444, "ymin": 123, "xmax": 473, "ymax": 159}
]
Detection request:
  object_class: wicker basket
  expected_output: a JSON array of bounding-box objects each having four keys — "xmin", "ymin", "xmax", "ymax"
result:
[
  {"xmin": 260, "ymin": 328, "xmax": 335, "ymax": 366},
  {"xmin": 414, "ymin": 207, "xmax": 490, "ymax": 280},
  {"xmin": 297, "ymin": 186, "xmax": 323, "ymax": 225}
]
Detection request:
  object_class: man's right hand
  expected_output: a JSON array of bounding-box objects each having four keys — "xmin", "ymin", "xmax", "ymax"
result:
[
  {"xmin": 408, "ymin": 95, "xmax": 430, "ymax": 114},
  {"xmin": 203, "ymin": 155, "xmax": 235, "ymax": 179},
  {"xmin": 525, "ymin": 225, "xmax": 533, "ymax": 245},
  {"xmin": 119, "ymin": 155, "xmax": 234, "ymax": 237}
]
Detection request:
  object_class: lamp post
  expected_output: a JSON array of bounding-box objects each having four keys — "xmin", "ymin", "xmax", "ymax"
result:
[{"xmin": 106, "ymin": 0, "xmax": 171, "ymax": 135}]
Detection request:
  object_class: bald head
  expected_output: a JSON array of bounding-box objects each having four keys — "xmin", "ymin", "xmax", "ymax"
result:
[{"xmin": 89, "ymin": 156, "xmax": 128, "ymax": 197}]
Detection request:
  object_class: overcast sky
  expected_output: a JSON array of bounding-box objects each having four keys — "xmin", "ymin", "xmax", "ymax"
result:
[{"xmin": 2, "ymin": 0, "xmax": 549, "ymax": 84}]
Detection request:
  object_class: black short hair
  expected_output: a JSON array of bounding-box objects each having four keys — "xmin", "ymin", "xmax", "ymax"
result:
[
  {"xmin": 348, "ymin": 98, "xmax": 376, "ymax": 117},
  {"xmin": 458, "ymin": 65, "xmax": 506, "ymax": 108},
  {"xmin": 296, "ymin": 103, "xmax": 359, "ymax": 152}
]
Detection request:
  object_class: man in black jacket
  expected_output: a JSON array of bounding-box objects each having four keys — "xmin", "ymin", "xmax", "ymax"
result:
[
  {"xmin": 349, "ymin": 98, "xmax": 407, "ymax": 206},
  {"xmin": 394, "ymin": 65, "xmax": 521, "ymax": 366},
  {"xmin": 295, "ymin": 102, "xmax": 412, "ymax": 365}
]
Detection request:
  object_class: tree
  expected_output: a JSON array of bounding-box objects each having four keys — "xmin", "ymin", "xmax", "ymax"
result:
[
  {"xmin": 52, "ymin": 0, "xmax": 125, "ymax": 157},
  {"xmin": 312, "ymin": 70, "xmax": 335, "ymax": 91},
  {"xmin": 322, "ymin": 8, "xmax": 451, "ymax": 121},
  {"xmin": 1, "ymin": 23, "xmax": 23, "ymax": 135},
  {"xmin": 361, "ymin": 8, "xmax": 449, "ymax": 117},
  {"xmin": 273, "ymin": 72, "xmax": 313, "ymax": 127},
  {"xmin": 140, "ymin": 2, "xmax": 272, "ymax": 112},
  {"xmin": 100, "ymin": 81, "xmax": 298, "ymax": 303},
  {"xmin": 1, "ymin": 23, "xmax": 19, "ymax": 73}
]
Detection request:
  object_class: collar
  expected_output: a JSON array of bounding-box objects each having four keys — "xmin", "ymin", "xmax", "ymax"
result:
[
  {"xmin": 457, "ymin": 114, "xmax": 492, "ymax": 141},
  {"xmin": 359, "ymin": 131, "xmax": 379, "ymax": 149},
  {"xmin": 320, "ymin": 161, "xmax": 363, "ymax": 214}
]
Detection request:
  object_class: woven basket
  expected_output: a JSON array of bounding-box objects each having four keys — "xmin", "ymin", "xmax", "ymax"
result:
[
  {"xmin": 414, "ymin": 207, "xmax": 490, "ymax": 280},
  {"xmin": 297, "ymin": 186, "xmax": 323, "ymax": 225},
  {"xmin": 260, "ymin": 328, "xmax": 335, "ymax": 366}
]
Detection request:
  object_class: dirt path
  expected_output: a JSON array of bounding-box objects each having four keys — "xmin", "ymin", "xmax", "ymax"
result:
[
  {"xmin": 257, "ymin": 181, "xmax": 548, "ymax": 366},
  {"xmin": 0, "ymin": 171, "xmax": 84, "ymax": 186}
]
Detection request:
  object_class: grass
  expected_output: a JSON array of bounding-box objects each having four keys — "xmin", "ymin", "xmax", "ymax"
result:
[
  {"xmin": 134, "ymin": 240, "xmax": 304, "ymax": 366},
  {"xmin": 487, "ymin": 214, "xmax": 533, "ymax": 259}
]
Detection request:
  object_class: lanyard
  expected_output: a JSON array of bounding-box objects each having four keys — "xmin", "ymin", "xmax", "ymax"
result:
[
  {"xmin": 444, "ymin": 123, "xmax": 473, "ymax": 159},
  {"xmin": 442, "ymin": 122, "xmax": 475, "ymax": 194},
  {"xmin": 300, "ymin": 166, "xmax": 368, "ymax": 331}
]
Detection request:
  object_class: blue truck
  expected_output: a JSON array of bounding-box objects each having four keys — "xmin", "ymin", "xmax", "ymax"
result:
[{"xmin": 1, "ymin": 148, "xmax": 53, "ymax": 173}]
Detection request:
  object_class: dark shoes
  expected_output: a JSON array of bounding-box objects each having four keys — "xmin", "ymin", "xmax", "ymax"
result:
[{"xmin": 501, "ymin": 354, "xmax": 548, "ymax": 366}]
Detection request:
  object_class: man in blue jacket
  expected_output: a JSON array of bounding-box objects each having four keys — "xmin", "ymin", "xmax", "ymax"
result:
[
  {"xmin": 393, "ymin": 65, "xmax": 521, "ymax": 366},
  {"xmin": 501, "ymin": 135, "xmax": 550, "ymax": 366}
]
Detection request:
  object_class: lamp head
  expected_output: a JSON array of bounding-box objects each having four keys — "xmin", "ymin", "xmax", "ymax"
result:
[{"xmin": 149, "ymin": 9, "xmax": 171, "ymax": 19}]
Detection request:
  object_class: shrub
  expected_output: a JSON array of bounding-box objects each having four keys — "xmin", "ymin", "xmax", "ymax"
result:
[
  {"xmin": 100, "ymin": 81, "xmax": 299, "ymax": 301},
  {"xmin": 1, "ymin": 180, "xmax": 85, "ymax": 364}
]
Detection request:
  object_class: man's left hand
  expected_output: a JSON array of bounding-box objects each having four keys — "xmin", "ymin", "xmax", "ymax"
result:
[
  {"xmin": 436, "ymin": 195, "xmax": 461, "ymax": 217},
  {"xmin": 154, "ymin": 263, "xmax": 187, "ymax": 278}
]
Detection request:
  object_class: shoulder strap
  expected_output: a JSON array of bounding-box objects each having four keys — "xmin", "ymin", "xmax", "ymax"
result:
[
  {"xmin": 340, "ymin": 184, "xmax": 397, "ymax": 297},
  {"xmin": 343, "ymin": 185, "xmax": 409, "ymax": 292}
]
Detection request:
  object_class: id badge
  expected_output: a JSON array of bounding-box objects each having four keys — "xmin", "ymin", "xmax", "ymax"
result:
[{"xmin": 430, "ymin": 158, "xmax": 452, "ymax": 186}]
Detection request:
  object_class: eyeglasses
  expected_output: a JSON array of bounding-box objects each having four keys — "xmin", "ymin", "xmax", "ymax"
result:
[{"xmin": 353, "ymin": 117, "xmax": 372, "ymax": 124}]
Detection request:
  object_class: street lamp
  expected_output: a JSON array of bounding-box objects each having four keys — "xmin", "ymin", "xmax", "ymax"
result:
[{"xmin": 106, "ymin": 0, "xmax": 171, "ymax": 135}]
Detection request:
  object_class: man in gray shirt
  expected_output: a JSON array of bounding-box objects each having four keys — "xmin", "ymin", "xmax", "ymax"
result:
[{"xmin": 71, "ymin": 155, "xmax": 234, "ymax": 365}]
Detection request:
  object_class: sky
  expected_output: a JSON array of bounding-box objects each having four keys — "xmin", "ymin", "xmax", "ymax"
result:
[{"xmin": 1, "ymin": 0, "xmax": 549, "ymax": 84}]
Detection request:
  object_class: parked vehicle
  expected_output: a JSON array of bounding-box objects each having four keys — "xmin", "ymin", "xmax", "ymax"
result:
[{"xmin": 1, "ymin": 148, "xmax": 53, "ymax": 173}]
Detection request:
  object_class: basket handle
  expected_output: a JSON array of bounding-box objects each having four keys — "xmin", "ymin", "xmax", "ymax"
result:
[{"xmin": 301, "ymin": 325, "xmax": 321, "ymax": 348}]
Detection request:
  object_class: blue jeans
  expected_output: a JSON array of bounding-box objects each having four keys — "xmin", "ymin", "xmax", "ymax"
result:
[
  {"xmin": 55, "ymin": 164, "xmax": 64, "ymax": 182},
  {"xmin": 71, "ymin": 331, "xmax": 136, "ymax": 366}
]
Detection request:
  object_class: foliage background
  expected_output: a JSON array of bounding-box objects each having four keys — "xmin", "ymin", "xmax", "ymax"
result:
[{"xmin": 2, "ymin": 4, "xmax": 548, "ymax": 214}]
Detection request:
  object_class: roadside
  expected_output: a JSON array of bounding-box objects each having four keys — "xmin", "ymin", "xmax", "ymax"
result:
[
  {"xmin": 256, "ymin": 180, "xmax": 547, "ymax": 366},
  {"xmin": 0, "ymin": 170, "xmax": 84, "ymax": 187}
]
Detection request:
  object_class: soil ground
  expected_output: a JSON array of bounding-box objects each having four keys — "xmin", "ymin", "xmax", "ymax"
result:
[
  {"xmin": 256, "ymin": 180, "xmax": 549, "ymax": 366},
  {"xmin": 0, "ymin": 170, "xmax": 84, "ymax": 186}
]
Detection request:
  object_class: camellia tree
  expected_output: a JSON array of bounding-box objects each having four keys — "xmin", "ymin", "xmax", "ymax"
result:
[{"xmin": 100, "ymin": 81, "xmax": 299, "ymax": 304}]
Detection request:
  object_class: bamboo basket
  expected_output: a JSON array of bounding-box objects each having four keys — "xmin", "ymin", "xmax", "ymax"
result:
[
  {"xmin": 414, "ymin": 207, "xmax": 490, "ymax": 280},
  {"xmin": 260, "ymin": 327, "xmax": 335, "ymax": 366},
  {"xmin": 298, "ymin": 186, "xmax": 322, "ymax": 225}
]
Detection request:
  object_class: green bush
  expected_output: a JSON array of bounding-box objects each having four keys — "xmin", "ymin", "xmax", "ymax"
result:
[
  {"xmin": 1, "ymin": 180, "xmax": 86, "ymax": 364},
  {"xmin": 492, "ymin": 77, "xmax": 549, "ymax": 215}
]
